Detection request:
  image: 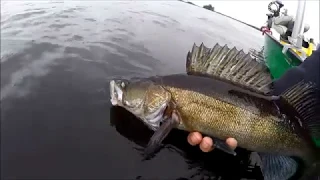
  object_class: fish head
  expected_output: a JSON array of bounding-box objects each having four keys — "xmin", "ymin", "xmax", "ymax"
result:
[{"xmin": 109, "ymin": 78, "xmax": 171, "ymax": 130}]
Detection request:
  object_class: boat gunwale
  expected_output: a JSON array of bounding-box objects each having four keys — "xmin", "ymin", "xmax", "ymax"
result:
[{"xmin": 265, "ymin": 32, "xmax": 304, "ymax": 63}]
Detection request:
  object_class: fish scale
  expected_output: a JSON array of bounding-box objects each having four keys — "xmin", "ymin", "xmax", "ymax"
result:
[{"xmin": 163, "ymin": 86, "xmax": 305, "ymax": 156}]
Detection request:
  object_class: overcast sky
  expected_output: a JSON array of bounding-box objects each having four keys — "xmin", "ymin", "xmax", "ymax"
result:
[{"xmin": 190, "ymin": 0, "xmax": 319, "ymax": 43}]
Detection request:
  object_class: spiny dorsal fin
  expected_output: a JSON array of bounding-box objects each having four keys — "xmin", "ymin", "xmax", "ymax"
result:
[
  {"xmin": 186, "ymin": 43, "xmax": 273, "ymax": 95},
  {"xmin": 281, "ymin": 81, "xmax": 320, "ymax": 142},
  {"xmin": 249, "ymin": 47, "xmax": 264, "ymax": 63}
]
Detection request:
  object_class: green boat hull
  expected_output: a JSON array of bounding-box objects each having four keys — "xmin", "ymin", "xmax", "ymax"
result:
[
  {"xmin": 263, "ymin": 33, "xmax": 303, "ymax": 80},
  {"xmin": 263, "ymin": 33, "xmax": 320, "ymax": 147}
]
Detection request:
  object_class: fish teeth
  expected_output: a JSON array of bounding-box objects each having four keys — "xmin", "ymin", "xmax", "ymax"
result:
[{"xmin": 110, "ymin": 80, "xmax": 119, "ymax": 106}]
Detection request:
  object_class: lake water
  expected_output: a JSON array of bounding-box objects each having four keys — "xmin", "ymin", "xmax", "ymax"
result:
[{"xmin": 1, "ymin": 1, "xmax": 264, "ymax": 179}]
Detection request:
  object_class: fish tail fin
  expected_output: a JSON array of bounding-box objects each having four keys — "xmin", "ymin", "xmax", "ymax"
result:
[
  {"xmin": 280, "ymin": 80, "xmax": 320, "ymax": 148},
  {"xmin": 257, "ymin": 153, "xmax": 299, "ymax": 180},
  {"xmin": 186, "ymin": 43, "xmax": 273, "ymax": 94},
  {"xmin": 257, "ymin": 153, "xmax": 320, "ymax": 180}
]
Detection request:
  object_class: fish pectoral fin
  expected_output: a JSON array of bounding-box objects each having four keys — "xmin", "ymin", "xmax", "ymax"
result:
[
  {"xmin": 212, "ymin": 137, "xmax": 236, "ymax": 156},
  {"xmin": 144, "ymin": 110, "xmax": 180, "ymax": 160},
  {"xmin": 258, "ymin": 153, "xmax": 298, "ymax": 180}
]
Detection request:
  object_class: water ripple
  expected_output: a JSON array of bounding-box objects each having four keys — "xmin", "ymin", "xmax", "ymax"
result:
[
  {"xmin": 48, "ymin": 23, "xmax": 76, "ymax": 29},
  {"xmin": 5, "ymin": 10, "xmax": 47, "ymax": 23}
]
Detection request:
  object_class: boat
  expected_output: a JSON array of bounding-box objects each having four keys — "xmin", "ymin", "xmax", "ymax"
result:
[
  {"xmin": 261, "ymin": 0, "xmax": 315, "ymax": 79},
  {"xmin": 260, "ymin": 0, "xmax": 319, "ymax": 147}
]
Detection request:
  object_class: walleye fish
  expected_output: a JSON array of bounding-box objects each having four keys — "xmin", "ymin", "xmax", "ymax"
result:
[{"xmin": 110, "ymin": 43, "xmax": 320, "ymax": 180}]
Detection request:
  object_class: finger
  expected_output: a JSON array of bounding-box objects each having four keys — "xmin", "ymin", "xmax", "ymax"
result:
[
  {"xmin": 199, "ymin": 136, "xmax": 213, "ymax": 152},
  {"xmin": 187, "ymin": 132, "xmax": 202, "ymax": 146},
  {"xmin": 226, "ymin": 138, "xmax": 238, "ymax": 150}
]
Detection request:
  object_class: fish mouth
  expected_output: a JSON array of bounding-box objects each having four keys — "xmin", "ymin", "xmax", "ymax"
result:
[
  {"xmin": 110, "ymin": 80, "xmax": 123, "ymax": 106},
  {"xmin": 110, "ymin": 79, "xmax": 168, "ymax": 131}
]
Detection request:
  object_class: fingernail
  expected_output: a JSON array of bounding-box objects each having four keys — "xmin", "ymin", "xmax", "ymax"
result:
[
  {"xmin": 203, "ymin": 141, "xmax": 210, "ymax": 149},
  {"xmin": 188, "ymin": 134, "xmax": 197, "ymax": 145},
  {"xmin": 189, "ymin": 134, "xmax": 195, "ymax": 140}
]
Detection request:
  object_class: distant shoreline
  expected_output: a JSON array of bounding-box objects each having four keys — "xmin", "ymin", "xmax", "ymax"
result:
[{"xmin": 179, "ymin": 0, "xmax": 262, "ymax": 32}]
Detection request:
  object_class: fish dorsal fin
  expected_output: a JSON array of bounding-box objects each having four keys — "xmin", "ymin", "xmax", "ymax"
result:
[
  {"xmin": 280, "ymin": 81, "xmax": 320, "ymax": 144},
  {"xmin": 186, "ymin": 43, "xmax": 273, "ymax": 95}
]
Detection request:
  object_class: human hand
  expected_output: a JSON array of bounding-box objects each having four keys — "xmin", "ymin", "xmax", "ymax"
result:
[{"xmin": 187, "ymin": 132, "xmax": 237, "ymax": 152}]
